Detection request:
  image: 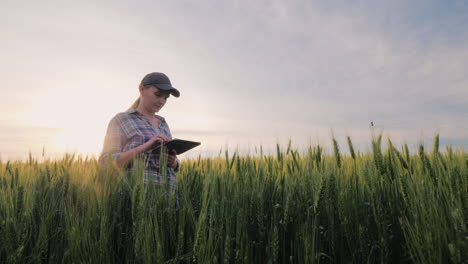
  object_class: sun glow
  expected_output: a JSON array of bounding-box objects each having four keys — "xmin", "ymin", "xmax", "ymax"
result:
[
  {"xmin": 53, "ymin": 126, "xmax": 104, "ymax": 158},
  {"xmin": 23, "ymin": 84, "xmax": 128, "ymax": 158}
]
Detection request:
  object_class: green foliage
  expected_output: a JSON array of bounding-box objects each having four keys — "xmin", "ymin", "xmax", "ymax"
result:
[{"xmin": 0, "ymin": 137, "xmax": 466, "ymax": 263}]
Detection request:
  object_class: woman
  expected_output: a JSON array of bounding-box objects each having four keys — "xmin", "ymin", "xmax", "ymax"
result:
[{"xmin": 99, "ymin": 72, "xmax": 180, "ymax": 190}]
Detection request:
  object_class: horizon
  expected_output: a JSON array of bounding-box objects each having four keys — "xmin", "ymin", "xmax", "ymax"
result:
[{"xmin": 1, "ymin": 132, "xmax": 464, "ymax": 162}]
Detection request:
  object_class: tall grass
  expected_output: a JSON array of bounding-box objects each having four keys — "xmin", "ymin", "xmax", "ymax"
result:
[{"xmin": 0, "ymin": 137, "xmax": 466, "ymax": 263}]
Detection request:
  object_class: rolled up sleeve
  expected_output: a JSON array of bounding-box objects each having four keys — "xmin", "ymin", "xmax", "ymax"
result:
[
  {"xmin": 99, "ymin": 115, "xmax": 125, "ymax": 167},
  {"xmin": 174, "ymin": 157, "xmax": 181, "ymax": 172}
]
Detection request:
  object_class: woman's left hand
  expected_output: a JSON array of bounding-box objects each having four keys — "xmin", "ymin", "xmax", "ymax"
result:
[{"xmin": 167, "ymin": 150, "xmax": 178, "ymax": 169}]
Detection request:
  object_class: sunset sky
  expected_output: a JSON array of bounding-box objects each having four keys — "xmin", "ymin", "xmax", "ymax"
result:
[{"xmin": 1, "ymin": 0, "xmax": 467, "ymax": 160}]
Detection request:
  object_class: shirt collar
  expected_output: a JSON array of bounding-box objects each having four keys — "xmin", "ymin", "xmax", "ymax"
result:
[
  {"xmin": 127, "ymin": 108, "xmax": 139, "ymax": 114},
  {"xmin": 127, "ymin": 109, "xmax": 139, "ymax": 115},
  {"xmin": 126, "ymin": 108, "xmax": 166, "ymax": 123}
]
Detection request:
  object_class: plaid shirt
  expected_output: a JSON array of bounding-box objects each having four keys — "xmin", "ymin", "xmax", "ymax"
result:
[{"xmin": 100, "ymin": 109, "xmax": 179, "ymax": 190}]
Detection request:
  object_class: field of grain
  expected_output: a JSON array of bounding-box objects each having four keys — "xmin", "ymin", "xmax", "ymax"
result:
[{"xmin": 0, "ymin": 136, "xmax": 466, "ymax": 263}]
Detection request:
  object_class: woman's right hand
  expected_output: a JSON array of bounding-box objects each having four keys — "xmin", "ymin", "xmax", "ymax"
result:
[
  {"xmin": 144, "ymin": 134, "xmax": 170, "ymax": 151},
  {"xmin": 116, "ymin": 134, "xmax": 170, "ymax": 168}
]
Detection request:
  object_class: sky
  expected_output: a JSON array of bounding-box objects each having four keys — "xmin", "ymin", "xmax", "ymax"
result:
[{"xmin": 1, "ymin": 0, "xmax": 467, "ymax": 160}]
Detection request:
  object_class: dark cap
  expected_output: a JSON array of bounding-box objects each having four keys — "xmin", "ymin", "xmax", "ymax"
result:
[{"xmin": 140, "ymin": 72, "xmax": 180, "ymax": 97}]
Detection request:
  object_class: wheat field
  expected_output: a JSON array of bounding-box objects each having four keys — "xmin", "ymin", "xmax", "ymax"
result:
[{"xmin": 0, "ymin": 135, "xmax": 466, "ymax": 263}]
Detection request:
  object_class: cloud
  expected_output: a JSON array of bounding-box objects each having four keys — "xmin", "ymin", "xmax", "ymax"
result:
[{"xmin": 1, "ymin": 0, "xmax": 467, "ymax": 159}]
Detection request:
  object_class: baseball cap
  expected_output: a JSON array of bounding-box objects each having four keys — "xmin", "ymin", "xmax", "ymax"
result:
[{"xmin": 140, "ymin": 72, "xmax": 180, "ymax": 97}]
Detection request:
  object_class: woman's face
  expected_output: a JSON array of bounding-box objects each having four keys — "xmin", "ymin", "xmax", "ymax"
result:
[{"xmin": 141, "ymin": 85, "xmax": 171, "ymax": 113}]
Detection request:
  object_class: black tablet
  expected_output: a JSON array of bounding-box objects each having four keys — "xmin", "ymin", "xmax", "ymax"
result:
[{"xmin": 152, "ymin": 139, "xmax": 201, "ymax": 154}]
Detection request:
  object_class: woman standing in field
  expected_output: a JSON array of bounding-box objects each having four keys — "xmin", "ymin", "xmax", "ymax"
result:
[{"xmin": 99, "ymin": 72, "xmax": 180, "ymax": 190}]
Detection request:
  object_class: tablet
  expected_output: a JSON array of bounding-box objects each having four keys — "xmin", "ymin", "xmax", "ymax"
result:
[{"xmin": 152, "ymin": 139, "xmax": 201, "ymax": 154}]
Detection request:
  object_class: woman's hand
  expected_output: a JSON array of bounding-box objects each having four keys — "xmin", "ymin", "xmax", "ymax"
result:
[
  {"xmin": 149, "ymin": 134, "xmax": 170, "ymax": 145},
  {"xmin": 116, "ymin": 134, "xmax": 170, "ymax": 168},
  {"xmin": 167, "ymin": 149, "xmax": 178, "ymax": 169},
  {"xmin": 143, "ymin": 134, "xmax": 170, "ymax": 152}
]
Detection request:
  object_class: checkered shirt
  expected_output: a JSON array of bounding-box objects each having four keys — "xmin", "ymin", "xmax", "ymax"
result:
[{"xmin": 99, "ymin": 109, "xmax": 179, "ymax": 190}]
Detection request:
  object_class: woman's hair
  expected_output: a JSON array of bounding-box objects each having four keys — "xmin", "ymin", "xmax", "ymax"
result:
[
  {"xmin": 128, "ymin": 98, "xmax": 140, "ymax": 110},
  {"xmin": 128, "ymin": 84, "xmax": 150, "ymax": 110}
]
